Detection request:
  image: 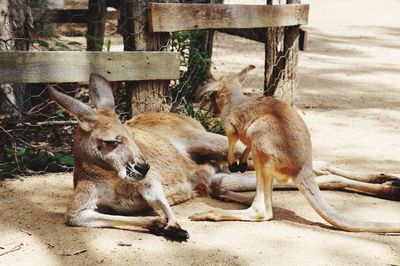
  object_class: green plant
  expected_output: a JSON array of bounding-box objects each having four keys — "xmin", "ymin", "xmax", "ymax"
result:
[
  {"xmin": 34, "ymin": 31, "xmax": 82, "ymax": 51},
  {"xmin": 170, "ymin": 30, "xmax": 224, "ymax": 133},
  {"xmin": 181, "ymin": 98, "xmax": 224, "ymax": 134},
  {"xmin": 84, "ymin": 33, "xmax": 112, "ymax": 51},
  {"xmin": 105, "ymin": 37, "xmax": 112, "ymax": 52},
  {"xmin": 171, "ymin": 30, "xmax": 212, "ymax": 111},
  {"xmin": 0, "ymin": 144, "xmax": 74, "ymax": 178}
]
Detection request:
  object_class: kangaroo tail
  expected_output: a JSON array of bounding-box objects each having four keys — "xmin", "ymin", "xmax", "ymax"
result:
[{"xmin": 296, "ymin": 166, "xmax": 400, "ymax": 233}]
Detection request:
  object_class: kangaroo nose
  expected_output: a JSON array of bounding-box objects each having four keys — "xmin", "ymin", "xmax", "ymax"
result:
[{"xmin": 134, "ymin": 162, "xmax": 150, "ymax": 176}]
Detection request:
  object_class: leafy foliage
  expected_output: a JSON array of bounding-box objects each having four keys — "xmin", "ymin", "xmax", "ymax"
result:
[
  {"xmin": 32, "ymin": 31, "xmax": 111, "ymax": 51},
  {"xmin": 0, "ymin": 144, "xmax": 74, "ymax": 179},
  {"xmin": 32, "ymin": 31, "xmax": 82, "ymax": 51},
  {"xmin": 170, "ymin": 30, "xmax": 223, "ymax": 134},
  {"xmin": 105, "ymin": 37, "xmax": 112, "ymax": 52},
  {"xmin": 171, "ymin": 30, "xmax": 212, "ymax": 110},
  {"xmin": 183, "ymin": 99, "xmax": 224, "ymax": 135}
]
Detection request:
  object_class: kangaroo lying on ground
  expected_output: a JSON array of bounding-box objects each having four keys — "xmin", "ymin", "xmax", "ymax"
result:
[
  {"xmin": 48, "ymin": 73, "xmax": 399, "ymax": 240},
  {"xmin": 193, "ymin": 65, "xmax": 400, "ymax": 232}
]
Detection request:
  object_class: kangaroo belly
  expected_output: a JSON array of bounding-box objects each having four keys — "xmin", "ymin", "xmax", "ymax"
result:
[
  {"xmin": 132, "ymin": 128, "xmax": 205, "ymax": 203},
  {"xmin": 273, "ymin": 171, "xmax": 291, "ymax": 185},
  {"xmin": 95, "ymin": 180, "xmax": 150, "ymax": 214}
]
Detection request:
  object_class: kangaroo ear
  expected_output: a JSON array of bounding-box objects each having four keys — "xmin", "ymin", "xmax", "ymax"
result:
[
  {"xmin": 237, "ymin": 65, "xmax": 256, "ymax": 84},
  {"xmin": 89, "ymin": 73, "xmax": 115, "ymax": 112},
  {"xmin": 48, "ymin": 86, "xmax": 98, "ymax": 131},
  {"xmin": 195, "ymin": 82, "xmax": 219, "ymax": 102}
]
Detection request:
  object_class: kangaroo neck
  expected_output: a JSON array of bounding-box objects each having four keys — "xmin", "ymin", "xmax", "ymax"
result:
[{"xmin": 221, "ymin": 89, "xmax": 247, "ymax": 116}]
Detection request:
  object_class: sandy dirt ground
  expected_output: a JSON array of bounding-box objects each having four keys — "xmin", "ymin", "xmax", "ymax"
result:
[{"xmin": 1, "ymin": 0, "xmax": 400, "ymax": 265}]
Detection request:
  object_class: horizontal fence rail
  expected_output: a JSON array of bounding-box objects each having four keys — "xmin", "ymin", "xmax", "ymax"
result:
[
  {"xmin": 0, "ymin": 51, "xmax": 180, "ymax": 83},
  {"xmin": 30, "ymin": 6, "xmax": 308, "ymax": 50},
  {"xmin": 149, "ymin": 3, "xmax": 309, "ymax": 32}
]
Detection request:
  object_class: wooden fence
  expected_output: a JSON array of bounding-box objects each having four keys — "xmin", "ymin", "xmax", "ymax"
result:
[
  {"xmin": 1, "ymin": 1, "xmax": 309, "ymax": 114},
  {"xmin": 149, "ymin": 3, "xmax": 308, "ymax": 32},
  {"xmin": 0, "ymin": 51, "xmax": 180, "ymax": 83}
]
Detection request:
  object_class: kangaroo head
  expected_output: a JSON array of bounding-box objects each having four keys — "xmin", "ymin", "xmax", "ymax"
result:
[
  {"xmin": 48, "ymin": 74, "xmax": 150, "ymax": 181},
  {"xmin": 196, "ymin": 65, "xmax": 255, "ymax": 115}
]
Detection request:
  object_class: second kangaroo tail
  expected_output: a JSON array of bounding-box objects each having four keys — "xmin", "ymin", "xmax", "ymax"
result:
[{"xmin": 296, "ymin": 166, "xmax": 400, "ymax": 233}]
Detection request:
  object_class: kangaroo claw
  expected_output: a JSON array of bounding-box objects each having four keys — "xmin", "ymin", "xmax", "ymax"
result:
[
  {"xmin": 238, "ymin": 162, "xmax": 248, "ymax": 173},
  {"xmin": 228, "ymin": 162, "xmax": 240, "ymax": 173}
]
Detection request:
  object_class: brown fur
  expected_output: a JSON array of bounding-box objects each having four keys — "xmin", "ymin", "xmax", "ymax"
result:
[
  {"xmin": 193, "ymin": 65, "xmax": 400, "ymax": 232},
  {"xmin": 47, "ymin": 72, "xmax": 400, "ymax": 240},
  {"xmin": 47, "ymin": 74, "xmax": 245, "ymax": 240}
]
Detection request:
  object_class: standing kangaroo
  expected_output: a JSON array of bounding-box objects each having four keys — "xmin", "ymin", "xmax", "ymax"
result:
[
  {"xmin": 48, "ymin": 73, "xmax": 399, "ymax": 240},
  {"xmin": 193, "ymin": 65, "xmax": 400, "ymax": 232}
]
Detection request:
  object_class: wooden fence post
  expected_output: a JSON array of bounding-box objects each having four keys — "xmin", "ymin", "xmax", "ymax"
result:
[
  {"xmin": 279, "ymin": 0, "xmax": 301, "ymax": 104},
  {"xmin": 120, "ymin": 0, "xmax": 172, "ymax": 115},
  {"xmin": 264, "ymin": 0, "xmax": 300, "ymax": 105},
  {"xmin": 204, "ymin": 0, "xmax": 223, "ymax": 72},
  {"xmin": 0, "ymin": 0, "xmax": 32, "ymax": 120},
  {"xmin": 87, "ymin": 0, "xmax": 107, "ymax": 51},
  {"xmin": 186, "ymin": 0, "xmax": 223, "ymax": 77},
  {"xmin": 264, "ymin": 25, "xmax": 285, "ymax": 97}
]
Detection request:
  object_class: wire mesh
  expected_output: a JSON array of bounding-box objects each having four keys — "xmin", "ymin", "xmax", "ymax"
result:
[
  {"xmin": 0, "ymin": 0, "xmax": 134, "ymax": 177},
  {"xmin": 0, "ymin": 0, "xmax": 300, "ymax": 178}
]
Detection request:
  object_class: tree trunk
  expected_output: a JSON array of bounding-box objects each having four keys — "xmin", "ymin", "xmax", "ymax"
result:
[
  {"xmin": 120, "ymin": 0, "xmax": 173, "ymax": 115},
  {"xmin": 87, "ymin": 0, "xmax": 107, "ymax": 51},
  {"xmin": 0, "ymin": 0, "xmax": 32, "ymax": 120},
  {"xmin": 264, "ymin": 0, "xmax": 300, "ymax": 105},
  {"xmin": 201, "ymin": 0, "xmax": 223, "ymax": 75},
  {"xmin": 264, "ymin": 26, "xmax": 285, "ymax": 97}
]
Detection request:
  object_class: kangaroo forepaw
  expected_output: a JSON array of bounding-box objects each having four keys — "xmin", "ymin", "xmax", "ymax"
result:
[
  {"xmin": 238, "ymin": 162, "xmax": 248, "ymax": 173},
  {"xmin": 378, "ymin": 173, "xmax": 400, "ymax": 183},
  {"xmin": 391, "ymin": 179, "xmax": 400, "ymax": 187},
  {"xmin": 228, "ymin": 162, "xmax": 240, "ymax": 173},
  {"xmin": 382, "ymin": 180, "xmax": 400, "ymax": 201},
  {"xmin": 163, "ymin": 226, "xmax": 190, "ymax": 241},
  {"xmin": 149, "ymin": 223, "xmax": 190, "ymax": 241},
  {"xmin": 229, "ymin": 162, "xmax": 248, "ymax": 173}
]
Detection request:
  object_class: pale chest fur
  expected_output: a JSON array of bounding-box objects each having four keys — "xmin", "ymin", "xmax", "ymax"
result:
[
  {"xmin": 223, "ymin": 101, "xmax": 259, "ymax": 146},
  {"xmin": 95, "ymin": 179, "xmax": 149, "ymax": 214}
]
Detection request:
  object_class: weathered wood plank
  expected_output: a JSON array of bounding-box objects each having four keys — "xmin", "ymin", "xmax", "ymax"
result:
[
  {"xmin": 121, "ymin": 0, "xmax": 173, "ymax": 115},
  {"xmin": 0, "ymin": 51, "xmax": 180, "ymax": 83},
  {"xmin": 31, "ymin": 8, "xmax": 118, "ymax": 24},
  {"xmin": 149, "ymin": 3, "xmax": 309, "ymax": 32}
]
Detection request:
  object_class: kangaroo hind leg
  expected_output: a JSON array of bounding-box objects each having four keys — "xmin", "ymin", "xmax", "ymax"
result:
[
  {"xmin": 138, "ymin": 180, "xmax": 190, "ymax": 241},
  {"xmin": 191, "ymin": 155, "xmax": 272, "ymax": 222},
  {"xmin": 313, "ymin": 161, "xmax": 400, "ymax": 200},
  {"xmin": 65, "ymin": 181, "xmax": 165, "ymax": 230}
]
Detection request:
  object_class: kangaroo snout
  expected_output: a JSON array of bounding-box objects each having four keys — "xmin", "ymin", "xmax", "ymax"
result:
[
  {"xmin": 125, "ymin": 160, "xmax": 150, "ymax": 180},
  {"xmin": 134, "ymin": 162, "xmax": 150, "ymax": 176}
]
